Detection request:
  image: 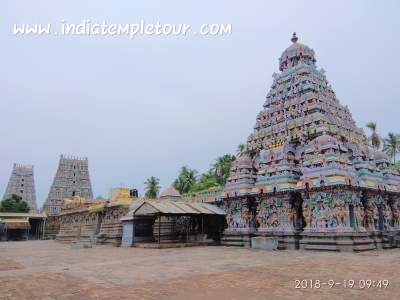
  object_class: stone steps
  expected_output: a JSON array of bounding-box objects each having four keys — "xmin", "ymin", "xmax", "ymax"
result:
[
  {"xmin": 305, "ymin": 244, "xmax": 339, "ymax": 251},
  {"xmin": 221, "ymin": 234, "xmax": 251, "ymax": 247}
]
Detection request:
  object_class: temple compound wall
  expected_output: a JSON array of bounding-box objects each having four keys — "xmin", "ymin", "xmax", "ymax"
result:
[
  {"xmin": 54, "ymin": 188, "xmax": 135, "ymax": 246},
  {"xmin": 56, "ymin": 205, "xmax": 130, "ymax": 245},
  {"xmin": 218, "ymin": 187, "xmax": 400, "ymax": 251}
]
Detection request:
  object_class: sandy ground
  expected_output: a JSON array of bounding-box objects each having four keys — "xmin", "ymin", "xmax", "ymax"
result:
[{"xmin": 0, "ymin": 240, "xmax": 399, "ymax": 300}]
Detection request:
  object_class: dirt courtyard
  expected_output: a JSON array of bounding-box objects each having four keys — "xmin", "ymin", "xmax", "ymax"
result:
[{"xmin": 0, "ymin": 241, "xmax": 399, "ymax": 300}]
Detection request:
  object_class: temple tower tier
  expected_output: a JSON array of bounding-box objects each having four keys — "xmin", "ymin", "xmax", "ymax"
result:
[
  {"xmin": 43, "ymin": 155, "xmax": 93, "ymax": 216},
  {"xmin": 3, "ymin": 164, "xmax": 37, "ymax": 211}
]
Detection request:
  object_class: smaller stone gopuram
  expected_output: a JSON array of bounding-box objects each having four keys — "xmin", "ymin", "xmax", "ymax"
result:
[
  {"xmin": 55, "ymin": 188, "xmax": 137, "ymax": 245},
  {"xmin": 43, "ymin": 155, "xmax": 93, "ymax": 216},
  {"xmin": 4, "ymin": 164, "xmax": 37, "ymax": 211},
  {"xmin": 219, "ymin": 33, "xmax": 400, "ymax": 251}
]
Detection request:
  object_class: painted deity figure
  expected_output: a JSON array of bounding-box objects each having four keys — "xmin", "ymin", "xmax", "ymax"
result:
[
  {"xmin": 355, "ymin": 203, "xmax": 365, "ymax": 229},
  {"xmin": 382, "ymin": 204, "xmax": 392, "ymax": 230},
  {"xmin": 302, "ymin": 202, "xmax": 313, "ymax": 228},
  {"xmin": 314, "ymin": 196, "xmax": 333, "ymax": 229},
  {"xmin": 333, "ymin": 199, "xmax": 348, "ymax": 228},
  {"xmin": 365, "ymin": 204, "xmax": 378, "ymax": 230},
  {"xmin": 365, "ymin": 206, "xmax": 374, "ymax": 230},
  {"xmin": 256, "ymin": 204, "xmax": 268, "ymax": 228},
  {"xmin": 257, "ymin": 199, "xmax": 280, "ymax": 230},
  {"xmin": 223, "ymin": 201, "xmax": 249, "ymax": 231},
  {"xmin": 242, "ymin": 206, "xmax": 251, "ymax": 228},
  {"xmin": 285, "ymin": 203, "xmax": 295, "ymax": 228}
]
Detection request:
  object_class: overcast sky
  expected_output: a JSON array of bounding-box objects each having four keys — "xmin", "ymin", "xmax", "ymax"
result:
[{"xmin": 1, "ymin": 1, "xmax": 399, "ymax": 208}]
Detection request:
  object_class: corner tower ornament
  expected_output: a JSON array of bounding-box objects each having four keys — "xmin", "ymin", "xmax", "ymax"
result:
[
  {"xmin": 220, "ymin": 33, "xmax": 400, "ymax": 251},
  {"xmin": 291, "ymin": 32, "xmax": 298, "ymax": 43}
]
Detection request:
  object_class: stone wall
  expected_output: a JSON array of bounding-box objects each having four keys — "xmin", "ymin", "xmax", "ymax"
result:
[
  {"xmin": 56, "ymin": 206, "xmax": 130, "ymax": 246},
  {"xmin": 44, "ymin": 216, "xmax": 60, "ymax": 239}
]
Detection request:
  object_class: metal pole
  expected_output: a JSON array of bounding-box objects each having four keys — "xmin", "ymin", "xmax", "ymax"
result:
[
  {"xmin": 158, "ymin": 214, "xmax": 161, "ymax": 245},
  {"xmin": 42, "ymin": 219, "xmax": 45, "ymax": 240}
]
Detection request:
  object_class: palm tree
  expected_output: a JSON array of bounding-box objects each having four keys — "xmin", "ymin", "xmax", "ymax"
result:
[
  {"xmin": 211, "ymin": 154, "xmax": 236, "ymax": 185},
  {"xmin": 383, "ymin": 132, "xmax": 400, "ymax": 164},
  {"xmin": 173, "ymin": 166, "xmax": 197, "ymax": 194},
  {"xmin": 396, "ymin": 161, "xmax": 400, "ymax": 172},
  {"xmin": 236, "ymin": 143, "xmax": 247, "ymax": 156},
  {"xmin": 366, "ymin": 122, "xmax": 381, "ymax": 150},
  {"xmin": 144, "ymin": 176, "xmax": 160, "ymax": 199}
]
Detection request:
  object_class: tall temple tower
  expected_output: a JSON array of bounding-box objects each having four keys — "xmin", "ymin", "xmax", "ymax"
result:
[
  {"xmin": 220, "ymin": 33, "xmax": 400, "ymax": 250},
  {"xmin": 43, "ymin": 155, "xmax": 93, "ymax": 215},
  {"xmin": 4, "ymin": 164, "xmax": 37, "ymax": 211}
]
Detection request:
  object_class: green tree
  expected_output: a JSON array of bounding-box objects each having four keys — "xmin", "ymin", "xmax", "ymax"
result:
[
  {"xmin": 211, "ymin": 154, "xmax": 236, "ymax": 185},
  {"xmin": 0, "ymin": 194, "xmax": 30, "ymax": 213},
  {"xmin": 236, "ymin": 143, "xmax": 247, "ymax": 156},
  {"xmin": 366, "ymin": 122, "xmax": 381, "ymax": 150},
  {"xmin": 383, "ymin": 132, "xmax": 400, "ymax": 164},
  {"xmin": 173, "ymin": 166, "xmax": 197, "ymax": 194},
  {"xmin": 144, "ymin": 176, "xmax": 160, "ymax": 199},
  {"xmin": 395, "ymin": 161, "xmax": 400, "ymax": 172},
  {"xmin": 189, "ymin": 172, "xmax": 220, "ymax": 192}
]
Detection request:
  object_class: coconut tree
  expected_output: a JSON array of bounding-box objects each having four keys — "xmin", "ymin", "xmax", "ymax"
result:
[
  {"xmin": 383, "ymin": 132, "xmax": 400, "ymax": 164},
  {"xmin": 366, "ymin": 122, "xmax": 381, "ymax": 150},
  {"xmin": 173, "ymin": 166, "xmax": 197, "ymax": 194},
  {"xmin": 211, "ymin": 154, "xmax": 236, "ymax": 185},
  {"xmin": 236, "ymin": 143, "xmax": 247, "ymax": 156},
  {"xmin": 144, "ymin": 176, "xmax": 160, "ymax": 199}
]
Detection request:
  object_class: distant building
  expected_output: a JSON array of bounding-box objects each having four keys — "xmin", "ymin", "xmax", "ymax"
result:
[
  {"xmin": 43, "ymin": 155, "xmax": 93, "ymax": 216},
  {"xmin": 0, "ymin": 211, "xmax": 46, "ymax": 241},
  {"xmin": 4, "ymin": 164, "xmax": 37, "ymax": 211},
  {"xmin": 159, "ymin": 186, "xmax": 181, "ymax": 201}
]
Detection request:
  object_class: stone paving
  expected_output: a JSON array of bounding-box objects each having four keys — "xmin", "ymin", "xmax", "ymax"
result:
[{"xmin": 0, "ymin": 241, "xmax": 399, "ymax": 300}]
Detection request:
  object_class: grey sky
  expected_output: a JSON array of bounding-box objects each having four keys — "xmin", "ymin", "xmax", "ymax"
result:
[{"xmin": 1, "ymin": 0, "xmax": 399, "ymax": 208}]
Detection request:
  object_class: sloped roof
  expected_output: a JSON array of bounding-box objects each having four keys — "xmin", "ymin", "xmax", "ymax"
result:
[
  {"xmin": 121, "ymin": 200, "xmax": 225, "ymax": 220},
  {"xmin": 159, "ymin": 186, "xmax": 181, "ymax": 198},
  {"xmin": 1, "ymin": 219, "xmax": 30, "ymax": 229},
  {"xmin": 0, "ymin": 212, "xmax": 46, "ymax": 219}
]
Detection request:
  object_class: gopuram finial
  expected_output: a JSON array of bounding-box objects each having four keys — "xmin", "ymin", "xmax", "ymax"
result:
[{"xmin": 291, "ymin": 32, "xmax": 298, "ymax": 43}]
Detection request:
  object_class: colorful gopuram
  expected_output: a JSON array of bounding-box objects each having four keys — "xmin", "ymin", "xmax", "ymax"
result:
[{"xmin": 220, "ymin": 33, "xmax": 400, "ymax": 251}]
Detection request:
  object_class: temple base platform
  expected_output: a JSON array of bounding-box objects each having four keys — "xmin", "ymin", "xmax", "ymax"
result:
[{"xmin": 221, "ymin": 230, "xmax": 400, "ymax": 252}]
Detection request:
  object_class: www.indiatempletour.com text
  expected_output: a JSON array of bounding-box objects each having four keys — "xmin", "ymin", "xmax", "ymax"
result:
[{"xmin": 12, "ymin": 20, "xmax": 233, "ymax": 38}]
